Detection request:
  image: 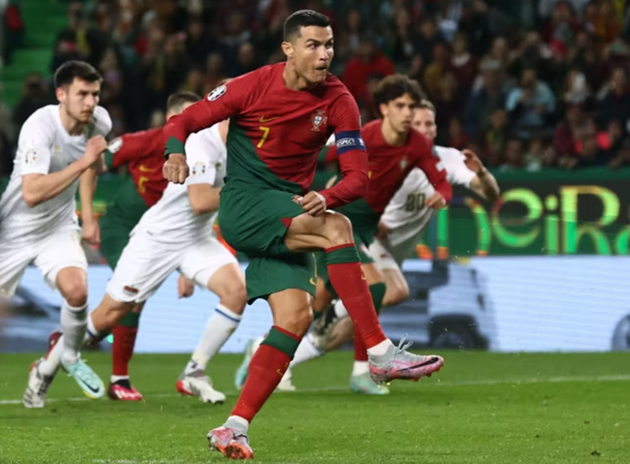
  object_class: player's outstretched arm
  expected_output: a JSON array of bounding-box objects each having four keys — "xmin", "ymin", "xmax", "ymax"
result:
[
  {"xmin": 163, "ymin": 79, "xmax": 250, "ymax": 184},
  {"xmin": 416, "ymin": 142, "xmax": 453, "ymax": 207},
  {"xmin": 22, "ymin": 136, "xmax": 107, "ymax": 208},
  {"xmin": 463, "ymin": 149, "xmax": 500, "ymax": 202}
]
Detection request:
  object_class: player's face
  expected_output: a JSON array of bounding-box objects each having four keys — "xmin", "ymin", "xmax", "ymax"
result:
[
  {"xmin": 58, "ymin": 78, "xmax": 101, "ymax": 123},
  {"xmin": 288, "ymin": 26, "xmax": 334, "ymax": 84},
  {"xmin": 412, "ymin": 108, "xmax": 437, "ymax": 141},
  {"xmin": 381, "ymin": 93, "xmax": 416, "ymax": 134}
]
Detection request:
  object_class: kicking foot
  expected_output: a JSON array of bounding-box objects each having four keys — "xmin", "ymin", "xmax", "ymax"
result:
[
  {"xmin": 108, "ymin": 379, "xmax": 143, "ymax": 401},
  {"xmin": 62, "ymin": 358, "xmax": 106, "ymax": 400},
  {"xmin": 208, "ymin": 426, "xmax": 254, "ymax": 460},
  {"xmin": 23, "ymin": 359, "xmax": 55, "ymax": 408},
  {"xmin": 369, "ymin": 337, "xmax": 444, "ymax": 384},
  {"xmin": 177, "ymin": 370, "xmax": 226, "ymax": 404},
  {"xmin": 350, "ymin": 372, "xmax": 390, "ymax": 395}
]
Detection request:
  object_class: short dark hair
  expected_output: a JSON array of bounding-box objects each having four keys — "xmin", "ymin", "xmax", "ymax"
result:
[
  {"xmin": 284, "ymin": 10, "xmax": 330, "ymax": 42},
  {"xmin": 166, "ymin": 91, "xmax": 200, "ymax": 113},
  {"xmin": 372, "ymin": 75, "xmax": 425, "ymax": 115},
  {"xmin": 54, "ymin": 60, "xmax": 102, "ymax": 88},
  {"xmin": 418, "ymin": 99, "xmax": 436, "ymax": 114}
]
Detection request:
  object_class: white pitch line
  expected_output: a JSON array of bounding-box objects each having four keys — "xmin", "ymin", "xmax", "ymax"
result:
[{"xmin": 2, "ymin": 374, "xmax": 629, "ymax": 406}]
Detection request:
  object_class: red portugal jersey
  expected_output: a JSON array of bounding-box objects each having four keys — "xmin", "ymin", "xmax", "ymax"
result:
[{"xmin": 164, "ymin": 62, "xmax": 369, "ymax": 209}]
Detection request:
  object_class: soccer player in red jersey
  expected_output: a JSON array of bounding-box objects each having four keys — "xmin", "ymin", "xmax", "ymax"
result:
[
  {"xmin": 79, "ymin": 92, "xmax": 200, "ymax": 400},
  {"xmin": 241, "ymin": 76, "xmax": 453, "ymax": 395},
  {"xmin": 161, "ymin": 10, "xmax": 451, "ymax": 459}
]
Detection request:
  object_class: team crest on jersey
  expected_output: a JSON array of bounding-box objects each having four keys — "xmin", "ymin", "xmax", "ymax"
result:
[
  {"xmin": 207, "ymin": 85, "xmax": 227, "ymax": 101},
  {"xmin": 108, "ymin": 138, "xmax": 123, "ymax": 153},
  {"xmin": 310, "ymin": 110, "xmax": 328, "ymax": 132},
  {"xmin": 400, "ymin": 157, "xmax": 409, "ymax": 171},
  {"xmin": 25, "ymin": 148, "xmax": 36, "ymax": 165},
  {"xmin": 191, "ymin": 161, "xmax": 206, "ymax": 176}
]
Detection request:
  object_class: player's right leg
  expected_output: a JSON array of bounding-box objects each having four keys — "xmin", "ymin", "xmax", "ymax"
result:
[
  {"xmin": 177, "ymin": 241, "xmax": 247, "ymax": 404},
  {"xmin": 209, "ymin": 288, "xmax": 313, "ymax": 459},
  {"xmin": 284, "ymin": 212, "xmax": 445, "ymax": 384}
]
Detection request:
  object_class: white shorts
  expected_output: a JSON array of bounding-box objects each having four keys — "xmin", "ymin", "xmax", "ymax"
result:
[
  {"xmin": 369, "ymin": 235, "xmax": 419, "ymax": 273},
  {"xmin": 107, "ymin": 230, "xmax": 238, "ymax": 303},
  {"xmin": 0, "ymin": 226, "xmax": 87, "ymax": 298}
]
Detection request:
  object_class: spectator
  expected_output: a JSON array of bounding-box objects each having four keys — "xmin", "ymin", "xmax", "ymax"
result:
[
  {"xmin": 342, "ymin": 36, "xmax": 395, "ymax": 106},
  {"xmin": 483, "ymin": 108, "xmax": 510, "ymax": 166},
  {"xmin": 596, "ymin": 67, "xmax": 630, "ymax": 126},
  {"xmin": 423, "ymin": 42, "xmax": 450, "ymax": 99},
  {"xmin": 13, "ymin": 73, "xmax": 53, "ymax": 128},
  {"xmin": 464, "ymin": 59, "xmax": 508, "ymax": 139},
  {"xmin": 433, "ymin": 72, "xmax": 465, "ymax": 146},
  {"xmin": 553, "ymin": 103, "xmax": 585, "ymax": 158},
  {"xmin": 185, "ymin": 16, "xmax": 216, "ymax": 65},
  {"xmin": 234, "ymin": 42, "xmax": 257, "ymax": 76},
  {"xmin": 447, "ymin": 117, "xmax": 469, "ymax": 150},
  {"xmin": 506, "ymin": 68, "xmax": 556, "ymax": 139},
  {"xmin": 451, "ymin": 32, "xmax": 478, "ymax": 91},
  {"xmin": 500, "ymin": 138, "xmax": 525, "ymax": 171},
  {"xmin": 3, "ymin": 0, "xmax": 25, "ymax": 64}
]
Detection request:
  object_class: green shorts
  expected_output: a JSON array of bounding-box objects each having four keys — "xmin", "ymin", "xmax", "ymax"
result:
[
  {"xmin": 99, "ymin": 214, "xmax": 133, "ymax": 270},
  {"xmin": 219, "ymin": 185, "xmax": 317, "ymax": 303}
]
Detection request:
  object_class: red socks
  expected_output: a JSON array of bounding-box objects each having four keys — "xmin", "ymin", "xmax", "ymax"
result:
[
  {"xmin": 325, "ymin": 245, "xmax": 387, "ymax": 349},
  {"xmin": 231, "ymin": 326, "xmax": 301, "ymax": 422},
  {"xmin": 112, "ymin": 325, "xmax": 138, "ymax": 377}
]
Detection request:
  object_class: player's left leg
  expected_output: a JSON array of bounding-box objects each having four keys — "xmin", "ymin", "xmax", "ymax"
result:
[
  {"xmin": 209, "ymin": 285, "xmax": 313, "ymax": 460},
  {"xmin": 33, "ymin": 228, "xmax": 106, "ymax": 400},
  {"xmin": 108, "ymin": 303, "xmax": 144, "ymax": 401},
  {"xmin": 177, "ymin": 240, "xmax": 246, "ymax": 403}
]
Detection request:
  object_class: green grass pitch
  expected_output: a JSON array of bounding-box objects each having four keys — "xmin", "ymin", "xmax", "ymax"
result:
[{"xmin": 1, "ymin": 351, "xmax": 629, "ymax": 463}]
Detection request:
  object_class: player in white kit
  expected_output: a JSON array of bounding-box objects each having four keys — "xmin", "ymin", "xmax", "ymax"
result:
[
  {"xmin": 0, "ymin": 61, "xmax": 112, "ymax": 407},
  {"xmin": 252, "ymin": 99, "xmax": 501, "ymax": 393},
  {"xmin": 40, "ymin": 120, "xmax": 247, "ymax": 403}
]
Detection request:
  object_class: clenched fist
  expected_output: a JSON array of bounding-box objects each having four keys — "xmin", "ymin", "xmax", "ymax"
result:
[{"xmin": 163, "ymin": 153, "xmax": 189, "ymax": 184}]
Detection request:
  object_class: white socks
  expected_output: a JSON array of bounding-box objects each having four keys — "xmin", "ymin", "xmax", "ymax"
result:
[
  {"xmin": 40, "ymin": 312, "xmax": 99, "ymax": 376},
  {"xmin": 352, "ymin": 361, "xmax": 370, "ymax": 376},
  {"xmin": 189, "ymin": 304, "xmax": 241, "ymax": 372},
  {"xmin": 60, "ymin": 300, "xmax": 88, "ymax": 365},
  {"xmin": 289, "ymin": 333, "xmax": 324, "ymax": 368},
  {"xmin": 225, "ymin": 415, "xmax": 249, "ymax": 432},
  {"xmin": 366, "ymin": 339, "xmax": 393, "ymax": 357}
]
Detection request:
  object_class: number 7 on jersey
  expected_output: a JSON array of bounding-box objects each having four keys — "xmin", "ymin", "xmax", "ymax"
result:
[{"xmin": 257, "ymin": 126, "xmax": 270, "ymax": 148}]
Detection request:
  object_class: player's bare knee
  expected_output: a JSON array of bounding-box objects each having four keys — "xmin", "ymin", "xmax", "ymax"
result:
[
  {"xmin": 277, "ymin": 304, "xmax": 313, "ymax": 338},
  {"xmin": 322, "ymin": 213, "xmax": 353, "ymax": 247},
  {"xmin": 217, "ymin": 281, "xmax": 247, "ymax": 315},
  {"xmin": 62, "ymin": 283, "xmax": 88, "ymax": 308}
]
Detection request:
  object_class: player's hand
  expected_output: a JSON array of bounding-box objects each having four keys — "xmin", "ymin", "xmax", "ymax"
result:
[
  {"xmin": 83, "ymin": 136, "xmax": 108, "ymax": 167},
  {"xmin": 462, "ymin": 149, "xmax": 485, "ymax": 175},
  {"xmin": 425, "ymin": 192, "xmax": 447, "ymax": 209},
  {"xmin": 177, "ymin": 275, "xmax": 195, "ymax": 299},
  {"xmin": 376, "ymin": 221, "xmax": 391, "ymax": 239},
  {"xmin": 81, "ymin": 218, "xmax": 101, "ymax": 246},
  {"xmin": 301, "ymin": 191, "xmax": 327, "ymax": 217},
  {"xmin": 163, "ymin": 153, "xmax": 189, "ymax": 184}
]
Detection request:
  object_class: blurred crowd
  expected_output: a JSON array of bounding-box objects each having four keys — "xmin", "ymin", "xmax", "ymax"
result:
[{"xmin": 4, "ymin": 0, "xmax": 630, "ymax": 176}]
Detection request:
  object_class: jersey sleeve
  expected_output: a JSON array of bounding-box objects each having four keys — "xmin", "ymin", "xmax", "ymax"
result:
[
  {"xmin": 438, "ymin": 147, "xmax": 476, "ymax": 188},
  {"xmin": 184, "ymin": 129, "xmax": 218, "ymax": 186},
  {"xmin": 164, "ymin": 74, "xmax": 254, "ymax": 158},
  {"xmin": 105, "ymin": 134, "xmax": 142, "ymax": 170},
  {"xmin": 414, "ymin": 136, "xmax": 452, "ymax": 203},
  {"xmin": 92, "ymin": 106, "xmax": 113, "ymax": 138},
  {"xmin": 317, "ymin": 94, "xmax": 368, "ymax": 209},
  {"xmin": 18, "ymin": 115, "xmax": 53, "ymax": 176}
]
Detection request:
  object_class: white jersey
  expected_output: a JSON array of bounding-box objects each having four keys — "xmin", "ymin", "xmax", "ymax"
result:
[
  {"xmin": 380, "ymin": 146, "xmax": 476, "ymax": 246},
  {"xmin": 0, "ymin": 105, "xmax": 111, "ymax": 245},
  {"xmin": 132, "ymin": 123, "xmax": 226, "ymax": 247}
]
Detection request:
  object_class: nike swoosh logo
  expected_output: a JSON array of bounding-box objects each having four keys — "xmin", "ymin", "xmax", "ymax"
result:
[
  {"xmin": 259, "ymin": 116, "xmax": 277, "ymax": 123},
  {"xmin": 399, "ymin": 357, "xmax": 441, "ymax": 371},
  {"xmin": 309, "ymin": 277, "xmax": 317, "ymax": 286},
  {"xmin": 139, "ymin": 165, "xmax": 157, "ymax": 172},
  {"xmin": 84, "ymin": 381, "xmax": 101, "ymax": 394}
]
